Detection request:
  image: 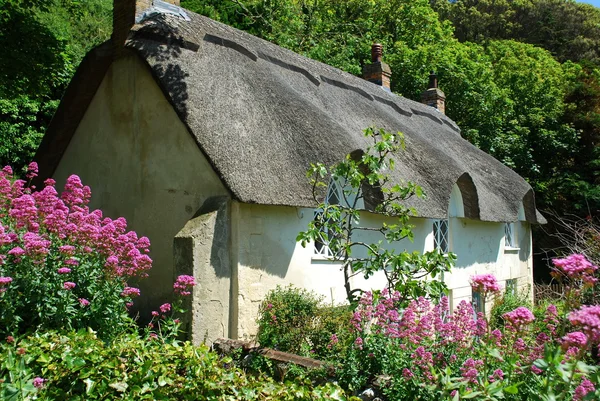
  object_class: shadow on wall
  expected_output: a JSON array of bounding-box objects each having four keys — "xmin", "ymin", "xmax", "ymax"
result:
[
  {"xmin": 452, "ymin": 218, "xmax": 502, "ymax": 270},
  {"xmin": 127, "ymin": 14, "xmax": 193, "ymax": 120},
  {"xmin": 188, "ymin": 198, "xmax": 295, "ymax": 280}
]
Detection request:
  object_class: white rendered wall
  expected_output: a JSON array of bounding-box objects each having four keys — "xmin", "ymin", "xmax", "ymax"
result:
[
  {"xmin": 231, "ymin": 202, "xmax": 533, "ymax": 338},
  {"xmin": 52, "ymin": 54, "xmax": 230, "ymax": 313}
]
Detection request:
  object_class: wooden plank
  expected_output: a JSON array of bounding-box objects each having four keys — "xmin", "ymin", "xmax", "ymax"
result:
[{"xmin": 213, "ymin": 338, "xmax": 324, "ymax": 369}]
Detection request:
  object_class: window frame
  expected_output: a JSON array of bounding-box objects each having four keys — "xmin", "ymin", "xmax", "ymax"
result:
[
  {"xmin": 433, "ymin": 219, "xmax": 449, "ymax": 254},
  {"xmin": 472, "ymin": 290, "xmax": 483, "ymax": 314},
  {"xmin": 313, "ymin": 180, "xmax": 343, "ymax": 258},
  {"xmin": 504, "ymin": 222, "xmax": 518, "ymax": 249}
]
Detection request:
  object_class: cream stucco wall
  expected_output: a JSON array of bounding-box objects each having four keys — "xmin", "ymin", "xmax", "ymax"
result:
[
  {"xmin": 48, "ymin": 52, "xmax": 533, "ymax": 340},
  {"xmin": 52, "ymin": 54, "xmax": 230, "ymax": 313},
  {"xmin": 230, "ymin": 202, "xmax": 534, "ymax": 338}
]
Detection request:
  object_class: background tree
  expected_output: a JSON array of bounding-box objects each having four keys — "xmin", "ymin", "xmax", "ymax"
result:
[{"xmin": 0, "ymin": 0, "xmax": 111, "ymax": 172}]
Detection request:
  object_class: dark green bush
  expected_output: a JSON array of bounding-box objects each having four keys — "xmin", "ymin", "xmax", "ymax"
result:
[
  {"xmin": 256, "ymin": 286, "xmax": 353, "ymax": 360},
  {"xmin": 1, "ymin": 330, "xmax": 357, "ymax": 400},
  {"xmin": 489, "ymin": 290, "xmax": 533, "ymax": 329}
]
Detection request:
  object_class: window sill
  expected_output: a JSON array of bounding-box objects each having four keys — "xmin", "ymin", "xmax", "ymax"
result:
[
  {"xmin": 504, "ymin": 247, "xmax": 520, "ymax": 253},
  {"xmin": 311, "ymin": 255, "xmax": 342, "ymax": 263}
]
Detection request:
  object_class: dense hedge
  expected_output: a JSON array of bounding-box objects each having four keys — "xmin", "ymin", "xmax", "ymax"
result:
[{"xmin": 1, "ymin": 330, "xmax": 356, "ymax": 400}]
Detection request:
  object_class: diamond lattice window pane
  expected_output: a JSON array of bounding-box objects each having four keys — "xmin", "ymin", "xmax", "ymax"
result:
[
  {"xmin": 505, "ymin": 223, "xmax": 515, "ymax": 247},
  {"xmin": 433, "ymin": 219, "xmax": 449, "ymax": 253}
]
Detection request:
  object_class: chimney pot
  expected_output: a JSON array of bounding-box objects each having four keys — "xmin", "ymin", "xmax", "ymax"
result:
[
  {"xmin": 428, "ymin": 71, "xmax": 438, "ymax": 89},
  {"xmin": 421, "ymin": 71, "xmax": 446, "ymax": 114},
  {"xmin": 362, "ymin": 43, "xmax": 391, "ymax": 92},
  {"xmin": 371, "ymin": 43, "xmax": 383, "ymax": 63}
]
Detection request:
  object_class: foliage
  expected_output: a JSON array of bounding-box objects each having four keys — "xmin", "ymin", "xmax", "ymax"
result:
[
  {"xmin": 183, "ymin": 0, "xmax": 600, "ymax": 230},
  {"xmin": 430, "ymin": 0, "xmax": 600, "ymax": 65},
  {"xmin": 297, "ymin": 127, "xmax": 454, "ymax": 303},
  {"xmin": 333, "ymin": 268, "xmax": 600, "ymax": 400},
  {"xmin": 256, "ymin": 285, "xmax": 354, "ymax": 360},
  {"xmin": 490, "ymin": 290, "xmax": 534, "ymax": 330},
  {"xmin": 0, "ymin": 164, "xmax": 151, "ymax": 338},
  {"xmin": 0, "ymin": 329, "xmax": 356, "ymax": 400},
  {"xmin": 0, "ymin": 0, "xmax": 111, "ymax": 172},
  {"xmin": 252, "ymin": 255, "xmax": 600, "ymax": 400}
]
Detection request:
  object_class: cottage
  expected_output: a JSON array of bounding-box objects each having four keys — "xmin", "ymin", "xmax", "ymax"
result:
[{"xmin": 35, "ymin": 0, "xmax": 545, "ymax": 343}]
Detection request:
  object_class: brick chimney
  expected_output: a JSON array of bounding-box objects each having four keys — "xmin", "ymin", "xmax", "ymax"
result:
[
  {"xmin": 421, "ymin": 71, "xmax": 446, "ymax": 114},
  {"xmin": 112, "ymin": 0, "xmax": 181, "ymax": 56},
  {"xmin": 362, "ymin": 43, "xmax": 392, "ymax": 92}
]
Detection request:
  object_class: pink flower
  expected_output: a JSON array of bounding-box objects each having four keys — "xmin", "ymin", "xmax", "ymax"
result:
[
  {"xmin": 574, "ymin": 378, "xmax": 595, "ymax": 401},
  {"xmin": 63, "ymin": 282, "xmax": 76, "ymax": 290},
  {"xmin": 6, "ymin": 336, "xmax": 15, "ymax": 343},
  {"xmin": 354, "ymin": 337, "xmax": 364, "ymax": 349},
  {"xmin": 151, "ymin": 311, "xmax": 159, "ymax": 317},
  {"xmin": 470, "ymin": 273, "xmax": 501, "ymax": 294},
  {"xmin": 489, "ymin": 369, "xmax": 504, "ymax": 382},
  {"xmin": 8, "ymin": 247, "xmax": 25, "ymax": 257},
  {"xmin": 552, "ymin": 254, "xmax": 597, "ymax": 283},
  {"xmin": 159, "ymin": 303, "xmax": 171, "ymax": 313},
  {"xmin": 78, "ymin": 298, "xmax": 90, "ymax": 307},
  {"xmin": 26, "ymin": 162, "xmax": 38, "ymax": 180},
  {"xmin": 503, "ymin": 306, "xmax": 535, "ymax": 330},
  {"xmin": 32, "ymin": 377, "xmax": 45, "ymax": 389},
  {"xmin": 57, "ymin": 267, "xmax": 71, "ymax": 274},
  {"xmin": 461, "ymin": 358, "xmax": 484, "ymax": 383},
  {"xmin": 561, "ymin": 331, "xmax": 588, "ymax": 352},
  {"xmin": 58, "ymin": 245, "xmax": 75, "ymax": 255},
  {"xmin": 531, "ymin": 365, "xmax": 543, "ymax": 375},
  {"xmin": 44, "ymin": 178, "xmax": 56, "ymax": 187},
  {"xmin": 569, "ymin": 305, "xmax": 600, "ymax": 344},
  {"xmin": 173, "ymin": 275, "xmax": 196, "ymax": 296},
  {"xmin": 121, "ymin": 287, "xmax": 141, "ymax": 298},
  {"xmin": 0, "ymin": 276, "xmax": 12, "ymax": 286}
]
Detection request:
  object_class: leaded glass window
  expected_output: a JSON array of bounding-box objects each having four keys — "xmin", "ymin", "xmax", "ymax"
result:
[
  {"xmin": 314, "ymin": 180, "xmax": 341, "ymax": 257},
  {"xmin": 433, "ymin": 219, "xmax": 449, "ymax": 253},
  {"xmin": 505, "ymin": 223, "xmax": 516, "ymax": 248}
]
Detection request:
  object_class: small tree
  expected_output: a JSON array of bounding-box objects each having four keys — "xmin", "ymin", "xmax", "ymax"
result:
[{"xmin": 297, "ymin": 127, "xmax": 455, "ymax": 304}]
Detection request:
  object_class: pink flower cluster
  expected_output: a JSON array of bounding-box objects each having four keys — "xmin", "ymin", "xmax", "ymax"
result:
[
  {"xmin": 63, "ymin": 282, "xmax": 76, "ymax": 290},
  {"xmin": 0, "ymin": 276, "xmax": 12, "ymax": 293},
  {"xmin": 552, "ymin": 254, "xmax": 598, "ymax": 286},
  {"xmin": 568, "ymin": 305, "xmax": 600, "ymax": 345},
  {"xmin": 32, "ymin": 376, "xmax": 45, "ymax": 389},
  {"xmin": 561, "ymin": 331, "xmax": 588, "ymax": 355},
  {"xmin": 461, "ymin": 358, "xmax": 484, "ymax": 384},
  {"xmin": 121, "ymin": 286, "xmax": 141, "ymax": 298},
  {"xmin": 352, "ymin": 292, "xmax": 482, "ymax": 352},
  {"xmin": 0, "ymin": 169, "xmax": 152, "ymax": 283},
  {"xmin": 503, "ymin": 306, "xmax": 535, "ymax": 331},
  {"xmin": 173, "ymin": 275, "xmax": 196, "ymax": 296},
  {"xmin": 469, "ymin": 273, "xmax": 501, "ymax": 295},
  {"xmin": 574, "ymin": 378, "xmax": 595, "ymax": 401}
]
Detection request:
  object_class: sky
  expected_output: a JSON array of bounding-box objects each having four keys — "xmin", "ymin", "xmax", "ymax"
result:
[{"xmin": 578, "ymin": 0, "xmax": 600, "ymax": 7}]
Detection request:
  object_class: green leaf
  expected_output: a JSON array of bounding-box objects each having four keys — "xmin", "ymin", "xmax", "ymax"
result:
[{"xmin": 504, "ymin": 384, "xmax": 519, "ymax": 394}]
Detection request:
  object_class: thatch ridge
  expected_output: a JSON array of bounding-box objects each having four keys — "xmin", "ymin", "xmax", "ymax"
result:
[{"xmin": 36, "ymin": 8, "xmax": 546, "ymax": 224}]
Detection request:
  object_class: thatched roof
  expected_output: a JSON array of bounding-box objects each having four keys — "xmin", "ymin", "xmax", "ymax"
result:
[{"xmin": 36, "ymin": 9, "xmax": 545, "ymax": 224}]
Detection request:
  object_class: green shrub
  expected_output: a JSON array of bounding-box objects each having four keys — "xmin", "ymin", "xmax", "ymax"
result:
[
  {"xmin": 256, "ymin": 285, "xmax": 353, "ymax": 360},
  {"xmin": 1, "ymin": 330, "xmax": 357, "ymax": 400},
  {"xmin": 490, "ymin": 289, "xmax": 533, "ymax": 329}
]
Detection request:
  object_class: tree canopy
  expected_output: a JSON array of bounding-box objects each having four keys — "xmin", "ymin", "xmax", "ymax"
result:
[
  {"xmin": 0, "ymin": 0, "xmax": 111, "ymax": 171},
  {"xmin": 1, "ymin": 0, "xmax": 600, "ymax": 224}
]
